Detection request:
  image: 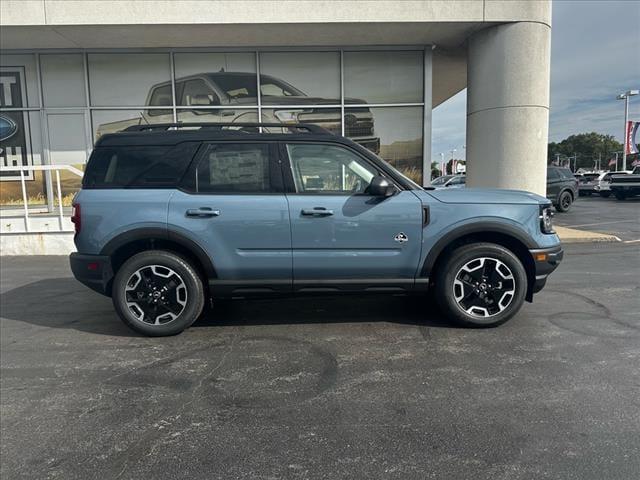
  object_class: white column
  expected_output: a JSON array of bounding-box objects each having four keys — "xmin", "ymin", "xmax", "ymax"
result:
[{"xmin": 466, "ymin": 21, "xmax": 551, "ymax": 196}]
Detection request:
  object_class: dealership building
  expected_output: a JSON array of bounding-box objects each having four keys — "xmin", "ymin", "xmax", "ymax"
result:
[{"xmin": 0, "ymin": 0, "xmax": 551, "ymax": 252}]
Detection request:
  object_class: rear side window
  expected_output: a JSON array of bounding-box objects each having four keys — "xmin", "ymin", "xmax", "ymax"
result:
[
  {"xmin": 547, "ymin": 168, "xmax": 560, "ymax": 180},
  {"xmin": 192, "ymin": 143, "xmax": 272, "ymax": 193},
  {"xmin": 558, "ymin": 168, "xmax": 574, "ymax": 179},
  {"xmin": 83, "ymin": 143, "xmax": 198, "ymax": 188}
]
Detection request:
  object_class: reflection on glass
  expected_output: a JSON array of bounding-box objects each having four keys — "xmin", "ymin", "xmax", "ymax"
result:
[
  {"xmin": 91, "ymin": 110, "xmax": 163, "ymax": 143},
  {"xmin": 345, "ymin": 107, "xmax": 423, "ymax": 184},
  {"xmin": 88, "ymin": 54, "xmax": 171, "ymax": 106},
  {"xmin": 261, "ymin": 108, "xmax": 341, "ymax": 135},
  {"xmin": 0, "ymin": 54, "xmax": 40, "ymax": 107},
  {"xmin": 40, "ymin": 54, "xmax": 86, "ymax": 107},
  {"xmin": 259, "ymin": 52, "xmax": 340, "ymax": 104},
  {"xmin": 177, "ymin": 109, "xmax": 259, "ymax": 128},
  {"xmin": 0, "ymin": 111, "xmax": 46, "ymax": 206},
  {"xmin": 344, "ymin": 51, "xmax": 423, "ymax": 104},
  {"xmin": 174, "ymin": 53, "xmax": 257, "ymax": 107}
]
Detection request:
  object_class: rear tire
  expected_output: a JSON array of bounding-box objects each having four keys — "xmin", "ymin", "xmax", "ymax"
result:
[
  {"xmin": 556, "ymin": 190, "xmax": 573, "ymax": 212},
  {"xmin": 112, "ymin": 250, "xmax": 205, "ymax": 336},
  {"xmin": 434, "ymin": 243, "xmax": 527, "ymax": 328}
]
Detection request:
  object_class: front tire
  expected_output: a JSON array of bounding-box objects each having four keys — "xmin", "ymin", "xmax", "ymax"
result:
[
  {"xmin": 112, "ymin": 250, "xmax": 205, "ymax": 336},
  {"xmin": 556, "ymin": 190, "xmax": 573, "ymax": 212},
  {"xmin": 434, "ymin": 243, "xmax": 527, "ymax": 327}
]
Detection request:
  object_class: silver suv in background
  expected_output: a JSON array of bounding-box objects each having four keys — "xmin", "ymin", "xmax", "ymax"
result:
[{"xmin": 593, "ymin": 170, "xmax": 631, "ymax": 198}]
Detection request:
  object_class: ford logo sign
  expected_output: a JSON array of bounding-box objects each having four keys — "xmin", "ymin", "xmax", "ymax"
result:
[{"xmin": 0, "ymin": 115, "xmax": 18, "ymax": 142}]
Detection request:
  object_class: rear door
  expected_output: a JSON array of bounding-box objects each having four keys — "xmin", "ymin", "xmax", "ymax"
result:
[
  {"xmin": 546, "ymin": 167, "xmax": 561, "ymax": 201},
  {"xmin": 168, "ymin": 142, "xmax": 292, "ymax": 294},
  {"xmin": 281, "ymin": 142, "xmax": 424, "ymax": 291}
]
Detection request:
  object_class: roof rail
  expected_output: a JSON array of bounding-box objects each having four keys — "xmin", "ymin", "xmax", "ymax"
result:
[{"xmin": 122, "ymin": 122, "xmax": 332, "ymax": 135}]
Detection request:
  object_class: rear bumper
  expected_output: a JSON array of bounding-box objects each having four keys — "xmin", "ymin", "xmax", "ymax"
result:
[
  {"xmin": 529, "ymin": 245, "xmax": 564, "ymax": 295},
  {"xmin": 69, "ymin": 253, "xmax": 114, "ymax": 296}
]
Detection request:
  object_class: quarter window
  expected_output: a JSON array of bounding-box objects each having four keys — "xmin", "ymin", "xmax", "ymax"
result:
[
  {"xmin": 286, "ymin": 144, "xmax": 377, "ymax": 194},
  {"xmin": 195, "ymin": 143, "xmax": 271, "ymax": 193}
]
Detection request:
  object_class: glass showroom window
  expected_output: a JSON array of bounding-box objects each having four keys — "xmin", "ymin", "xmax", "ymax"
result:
[{"xmin": 0, "ymin": 54, "xmax": 45, "ymax": 206}]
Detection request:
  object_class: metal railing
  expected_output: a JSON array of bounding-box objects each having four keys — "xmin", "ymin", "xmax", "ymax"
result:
[{"xmin": 0, "ymin": 165, "xmax": 84, "ymax": 232}]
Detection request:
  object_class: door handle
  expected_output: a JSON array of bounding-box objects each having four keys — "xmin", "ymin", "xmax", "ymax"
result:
[
  {"xmin": 301, "ymin": 208, "xmax": 334, "ymax": 217},
  {"xmin": 186, "ymin": 207, "xmax": 220, "ymax": 218}
]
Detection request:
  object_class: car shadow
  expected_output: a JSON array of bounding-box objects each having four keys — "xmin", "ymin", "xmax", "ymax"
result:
[{"xmin": 0, "ymin": 278, "xmax": 457, "ymax": 337}]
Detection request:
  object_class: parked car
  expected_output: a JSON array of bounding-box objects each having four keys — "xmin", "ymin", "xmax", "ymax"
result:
[
  {"xmin": 96, "ymin": 71, "xmax": 380, "ymax": 153},
  {"xmin": 593, "ymin": 170, "xmax": 631, "ymax": 198},
  {"xmin": 70, "ymin": 122, "xmax": 563, "ymax": 336},
  {"xmin": 575, "ymin": 172, "xmax": 600, "ymax": 196},
  {"xmin": 431, "ymin": 174, "xmax": 466, "ymax": 188},
  {"xmin": 610, "ymin": 166, "xmax": 640, "ymax": 200},
  {"xmin": 546, "ymin": 166, "xmax": 578, "ymax": 212}
]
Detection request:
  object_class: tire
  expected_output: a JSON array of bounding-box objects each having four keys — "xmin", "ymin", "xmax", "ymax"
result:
[
  {"xmin": 112, "ymin": 250, "xmax": 205, "ymax": 336},
  {"xmin": 434, "ymin": 243, "xmax": 527, "ymax": 328},
  {"xmin": 614, "ymin": 192, "xmax": 627, "ymax": 200},
  {"xmin": 599, "ymin": 192, "xmax": 611, "ymax": 198},
  {"xmin": 556, "ymin": 190, "xmax": 573, "ymax": 212}
]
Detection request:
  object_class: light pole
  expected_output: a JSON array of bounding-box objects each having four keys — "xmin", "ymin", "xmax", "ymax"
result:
[{"xmin": 617, "ymin": 90, "xmax": 639, "ymax": 170}]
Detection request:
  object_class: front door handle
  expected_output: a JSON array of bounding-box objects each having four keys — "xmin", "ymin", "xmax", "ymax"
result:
[
  {"xmin": 301, "ymin": 207, "xmax": 334, "ymax": 217},
  {"xmin": 186, "ymin": 207, "xmax": 220, "ymax": 218}
]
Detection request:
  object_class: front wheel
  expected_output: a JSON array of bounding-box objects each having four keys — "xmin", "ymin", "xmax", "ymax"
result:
[
  {"xmin": 112, "ymin": 250, "xmax": 205, "ymax": 336},
  {"xmin": 434, "ymin": 243, "xmax": 527, "ymax": 327}
]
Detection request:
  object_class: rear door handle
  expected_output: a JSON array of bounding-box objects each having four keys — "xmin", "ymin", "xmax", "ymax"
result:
[
  {"xmin": 186, "ymin": 207, "xmax": 220, "ymax": 218},
  {"xmin": 301, "ymin": 208, "xmax": 334, "ymax": 217}
]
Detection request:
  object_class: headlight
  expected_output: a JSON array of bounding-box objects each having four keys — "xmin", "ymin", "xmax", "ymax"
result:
[
  {"xmin": 539, "ymin": 205, "xmax": 554, "ymax": 234},
  {"xmin": 273, "ymin": 110, "xmax": 304, "ymax": 124}
]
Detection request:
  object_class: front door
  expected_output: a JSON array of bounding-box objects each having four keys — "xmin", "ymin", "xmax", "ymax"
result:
[
  {"xmin": 168, "ymin": 142, "xmax": 291, "ymax": 295},
  {"xmin": 282, "ymin": 142, "xmax": 424, "ymax": 291}
]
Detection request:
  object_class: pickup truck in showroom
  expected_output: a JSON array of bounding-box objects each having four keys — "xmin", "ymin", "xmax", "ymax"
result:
[{"xmin": 95, "ymin": 71, "xmax": 380, "ymax": 154}]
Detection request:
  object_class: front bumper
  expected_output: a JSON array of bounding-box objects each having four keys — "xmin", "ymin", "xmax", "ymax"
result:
[
  {"xmin": 69, "ymin": 253, "xmax": 114, "ymax": 296},
  {"xmin": 529, "ymin": 245, "xmax": 564, "ymax": 295}
]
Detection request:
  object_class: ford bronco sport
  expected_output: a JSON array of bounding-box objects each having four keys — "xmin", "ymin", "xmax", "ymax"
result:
[{"xmin": 70, "ymin": 122, "xmax": 563, "ymax": 336}]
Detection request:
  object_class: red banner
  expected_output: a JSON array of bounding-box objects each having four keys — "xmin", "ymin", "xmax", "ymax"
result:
[{"xmin": 625, "ymin": 120, "xmax": 639, "ymax": 155}]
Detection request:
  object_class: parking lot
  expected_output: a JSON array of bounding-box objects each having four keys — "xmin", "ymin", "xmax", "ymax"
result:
[
  {"xmin": 1, "ymin": 199, "xmax": 639, "ymax": 480},
  {"xmin": 554, "ymin": 195, "xmax": 640, "ymax": 242}
]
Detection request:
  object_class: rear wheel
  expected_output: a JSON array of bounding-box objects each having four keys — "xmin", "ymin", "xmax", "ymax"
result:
[
  {"xmin": 112, "ymin": 250, "xmax": 205, "ymax": 336},
  {"xmin": 434, "ymin": 243, "xmax": 527, "ymax": 327},
  {"xmin": 556, "ymin": 190, "xmax": 573, "ymax": 212}
]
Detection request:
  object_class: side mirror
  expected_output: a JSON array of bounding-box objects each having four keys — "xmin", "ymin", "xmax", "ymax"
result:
[{"xmin": 367, "ymin": 175, "xmax": 397, "ymax": 197}]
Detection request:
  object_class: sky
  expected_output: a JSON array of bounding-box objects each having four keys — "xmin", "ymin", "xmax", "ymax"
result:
[{"xmin": 431, "ymin": 0, "xmax": 640, "ymax": 161}]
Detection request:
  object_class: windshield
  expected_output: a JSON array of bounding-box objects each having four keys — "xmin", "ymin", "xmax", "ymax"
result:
[{"xmin": 207, "ymin": 74, "xmax": 305, "ymax": 100}]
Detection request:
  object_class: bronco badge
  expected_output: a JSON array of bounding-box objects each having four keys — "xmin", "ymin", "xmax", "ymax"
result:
[{"xmin": 394, "ymin": 232, "xmax": 408, "ymax": 243}]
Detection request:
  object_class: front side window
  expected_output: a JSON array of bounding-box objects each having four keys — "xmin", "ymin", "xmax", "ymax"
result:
[
  {"xmin": 286, "ymin": 144, "xmax": 376, "ymax": 194},
  {"xmin": 195, "ymin": 143, "xmax": 271, "ymax": 193},
  {"xmin": 180, "ymin": 79, "xmax": 219, "ymax": 106}
]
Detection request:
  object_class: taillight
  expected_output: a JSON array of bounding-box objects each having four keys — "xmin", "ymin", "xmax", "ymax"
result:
[{"xmin": 71, "ymin": 203, "xmax": 81, "ymax": 235}]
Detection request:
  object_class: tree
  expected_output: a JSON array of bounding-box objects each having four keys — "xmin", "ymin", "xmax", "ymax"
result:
[{"xmin": 547, "ymin": 132, "xmax": 623, "ymax": 170}]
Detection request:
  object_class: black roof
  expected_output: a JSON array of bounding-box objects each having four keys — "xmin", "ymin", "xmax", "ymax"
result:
[{"xmin": 92, "ymin": 123, "xmax": 418, "ymax": 191}]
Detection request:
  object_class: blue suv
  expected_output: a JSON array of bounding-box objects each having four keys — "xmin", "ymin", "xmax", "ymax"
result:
[{"xmin": 70, "ymin": 123, "xmax": 562, "ymax": 336}]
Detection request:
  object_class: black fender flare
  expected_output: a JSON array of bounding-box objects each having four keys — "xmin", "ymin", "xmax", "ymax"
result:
[
  {"xmin": 420, "ymin": 221, "xmax": 538, "ymax": 277},
  {"xmin": 100, "ymin": 227, "xmax": 217, "ymax": 278}
]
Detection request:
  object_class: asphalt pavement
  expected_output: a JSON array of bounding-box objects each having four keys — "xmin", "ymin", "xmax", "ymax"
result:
[
  {"xmin": 554, "ymin": 194, "xmax": 640, "ymax": 242},
  {"xmin": 1, "ymin": 242, "xmax": 639, "ymax": 479}
]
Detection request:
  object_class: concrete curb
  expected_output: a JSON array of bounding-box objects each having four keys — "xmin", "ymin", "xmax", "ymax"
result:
[{"xmin": 554, "ymin": 226, "xmax": 621, "ymax": 244}]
